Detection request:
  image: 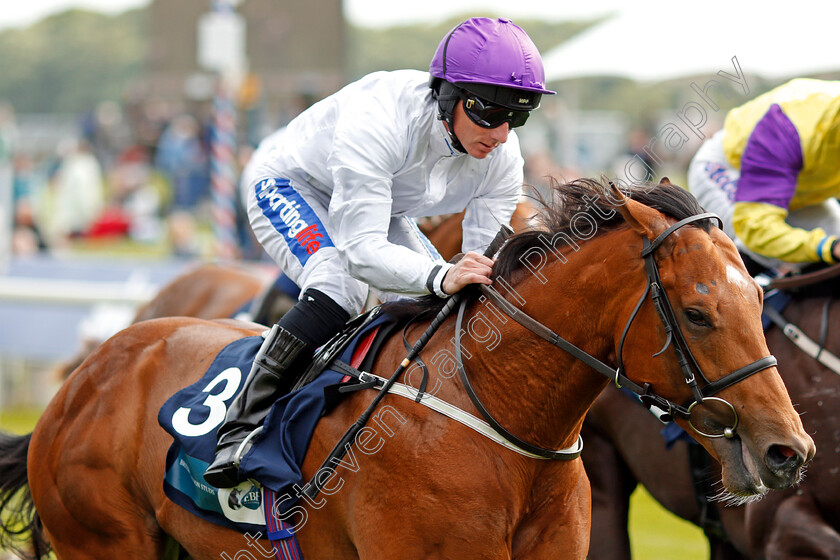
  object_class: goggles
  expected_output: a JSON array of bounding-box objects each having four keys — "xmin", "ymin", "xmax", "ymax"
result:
[{"xmin": 459, "ymin": 90, "xmax": 530, "ymax": 129}]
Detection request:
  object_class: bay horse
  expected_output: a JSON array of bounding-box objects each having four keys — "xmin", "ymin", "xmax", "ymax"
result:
[
  {"xmin": 131, "ymin": 262, "xmax": 272, "ymax": 323},
  {"xmin": 132, "ymin": 260, "xmax": 300, "ymax": 328},
  {"xmin": 583, "ymin": 281, "xmax": 840, "ymax": 560},
  {"xmin": 0, "ymin": 179, "xmax": 815, "ymax": 559}
]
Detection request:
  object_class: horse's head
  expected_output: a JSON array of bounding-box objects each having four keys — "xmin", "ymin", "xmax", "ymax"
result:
[{"xmin": 611, "ymin": 180, "xmax": 815, "ymax": 499}]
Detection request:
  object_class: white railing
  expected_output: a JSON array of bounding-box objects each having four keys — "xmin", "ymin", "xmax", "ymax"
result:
[{"xmin": 0, "ymin": 276, "xmax": 158, "ymax": 305}]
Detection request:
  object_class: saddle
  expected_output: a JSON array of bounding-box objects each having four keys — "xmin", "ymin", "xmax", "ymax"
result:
[
  {"xmin": 157, "ymin": 307, "xmax": 400, "ymax": 540},
  {"xmin": 291, "ymin": 305, "xmax": 400, "ymax": 392}
]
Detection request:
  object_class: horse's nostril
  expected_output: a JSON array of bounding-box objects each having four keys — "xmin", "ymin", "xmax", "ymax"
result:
[
  {"xmin": 766, "ymin": 444, "xmax": 802, "ymax": 471},
  {"xmin": 777, "ymin": 445, "xmax": 795, "ymax": 458}
]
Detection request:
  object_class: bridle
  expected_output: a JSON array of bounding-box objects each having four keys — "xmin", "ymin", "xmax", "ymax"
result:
[
  {"xmin": 618, "ymin": 213, "xmax": 777, "ymax": 431},
  {"xmin": 455, "ymin": 212, "xmax": 778, "ymax": 460}
]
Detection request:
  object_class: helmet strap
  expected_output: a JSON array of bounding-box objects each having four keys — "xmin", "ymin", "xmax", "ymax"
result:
[
  {"xmin": 440, "ymin": 116, "xmax": 466, "ymax": 153},
  {"xmin": 432, "ymin": 81, "xmax": 466, "ymax": 153}
]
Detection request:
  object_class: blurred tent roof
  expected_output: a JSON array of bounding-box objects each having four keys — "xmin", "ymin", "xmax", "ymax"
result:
[{"xmin": 543, "ymin": 2, "xmax": 840, "ymax": 83}]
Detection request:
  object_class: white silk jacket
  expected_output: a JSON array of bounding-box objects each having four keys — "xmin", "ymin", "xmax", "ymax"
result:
[{"xmin": 248, "ymin": 69, "xmax": 524, "ymax": 296}]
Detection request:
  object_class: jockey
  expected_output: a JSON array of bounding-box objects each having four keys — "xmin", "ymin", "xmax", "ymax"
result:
[
  {"xmin": 688, "ymin": 78, "xmax": 840, "ymax": 271},
  {"xmin": 204, "ymin": 16, "xmax": 555, "ymax": 488}
]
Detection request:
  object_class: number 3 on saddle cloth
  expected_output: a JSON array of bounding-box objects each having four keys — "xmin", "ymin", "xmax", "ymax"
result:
[{"xmin": 158, "ymin": 308, "xmax": 395, "ymax": 558}]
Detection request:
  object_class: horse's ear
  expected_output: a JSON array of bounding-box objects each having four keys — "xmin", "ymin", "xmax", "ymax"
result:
[
  {"xmin": 659, "ymin": 176, "xmax": 672, "ymax": 186},
  {"xmin": 609, "ymin": 183, "xmax": 670, "ymax": 240}
]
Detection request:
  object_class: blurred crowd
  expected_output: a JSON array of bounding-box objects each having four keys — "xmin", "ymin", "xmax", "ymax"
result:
[
  {"xmin": 2, "ymin": 95, "xmax": 658, "ymax": 262},
  {"xmin": 5, "ymin": 98, "xmax": 262, "ymax": 260}
]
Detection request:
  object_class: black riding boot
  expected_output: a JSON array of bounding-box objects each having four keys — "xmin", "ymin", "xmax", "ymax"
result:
[{"xmin": 203, "ymin": 324, "xmax": 309, "ymax": 488}]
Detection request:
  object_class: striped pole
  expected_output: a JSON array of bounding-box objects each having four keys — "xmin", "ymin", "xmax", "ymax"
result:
[
  {"xmin": 208, "ymin": 0, "xmax": 240, "ymax": 260},
  {"xmin": 210, "ymin": 83, "xmax": 238, "ymax": 260}
]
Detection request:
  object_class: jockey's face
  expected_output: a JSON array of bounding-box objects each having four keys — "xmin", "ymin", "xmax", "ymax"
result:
[{"xmin": 451, "ymin": 101, "xmax": 510, "ymax": 159}]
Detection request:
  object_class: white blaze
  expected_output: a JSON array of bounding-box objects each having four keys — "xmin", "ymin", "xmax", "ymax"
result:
[{"xmin": 725, "ymin": 264, "xmax": 750, "ymax": 291}]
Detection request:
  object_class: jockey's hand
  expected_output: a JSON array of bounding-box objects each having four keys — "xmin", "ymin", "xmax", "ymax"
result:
[{"xmin": 441, "ymin": 251, "xmax": 494, "ymax": 295}]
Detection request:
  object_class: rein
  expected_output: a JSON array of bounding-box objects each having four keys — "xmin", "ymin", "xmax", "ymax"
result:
[
  {"xmin": 454, "ymin": 213, "xmax": 777, "ymax": 458},
  {"xmin": 768, "ymin": 261, "xmax": 840, "ymax": 291},
  {"xmin": 454, "ymin": 298, "xmax": 583, "ymax": 460}
]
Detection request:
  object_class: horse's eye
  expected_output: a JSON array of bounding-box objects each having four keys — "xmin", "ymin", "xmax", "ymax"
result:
[{"xmin": 685, "ymin": 309, "xmax": 709, "ymax": 326}]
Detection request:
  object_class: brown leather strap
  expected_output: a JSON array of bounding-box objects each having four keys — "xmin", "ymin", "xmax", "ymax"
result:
[{"xmin": 768, "ymin": 262, "xmax": 840, "ymax": 291}]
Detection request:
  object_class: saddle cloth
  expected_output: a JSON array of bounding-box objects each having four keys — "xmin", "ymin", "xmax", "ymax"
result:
[{"xmin": 158, "ymin": 311, "xmax": 395, "ymax": 551}]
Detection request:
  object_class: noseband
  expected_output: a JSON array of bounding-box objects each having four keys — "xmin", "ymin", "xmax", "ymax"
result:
[{"xmin": 457, "ymin": 213, "xmax": 777, "ymax": 459}]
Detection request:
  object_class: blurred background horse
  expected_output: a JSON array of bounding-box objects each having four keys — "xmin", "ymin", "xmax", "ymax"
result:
[{"xmin": 54, "ymin": 261, "xmax": 295, "ymax": 380}]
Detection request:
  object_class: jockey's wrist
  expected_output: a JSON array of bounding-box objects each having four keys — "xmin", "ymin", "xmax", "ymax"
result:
[
  {"xmin": 816, "ymin": 235, "xmax": 838, "ymax": 264},
  {"xmin": 426, "ymin": 263, "xmax": 453, "ymax": 298},
  {"xmin": 830, "ymin": 238, "xmax": 840, "ymax": 263}
]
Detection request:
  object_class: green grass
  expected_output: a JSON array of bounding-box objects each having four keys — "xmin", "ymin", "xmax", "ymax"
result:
[
  {"xmin": 629, "ymin": 485, "xmax": 708, "ymax": 559},
  {"xmin": 0, "ymin": 407, "xmax": 42, "ymax": 435},
  {"xmin": 0, "ymin": 408, "xmax": 709, "ymax": 558}
]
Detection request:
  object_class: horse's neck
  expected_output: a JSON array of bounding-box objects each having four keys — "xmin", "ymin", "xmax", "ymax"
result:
[{"xmin": 453, "ymin": 232, "xmax": 640, "ymax": 451}]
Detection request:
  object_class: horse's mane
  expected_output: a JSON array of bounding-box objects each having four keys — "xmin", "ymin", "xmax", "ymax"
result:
[
  {"xmin": 384, "ymin": 177, "xmax": 710, "ymax": 323},
  {"xmin": 493, "ymin": 177, "xmax": 709, "ymax": 279}
]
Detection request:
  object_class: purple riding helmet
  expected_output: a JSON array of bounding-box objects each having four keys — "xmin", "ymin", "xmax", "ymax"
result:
[{"xmin": 429, "ymin": 17, "xmax": 555, "ymax": 149}]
